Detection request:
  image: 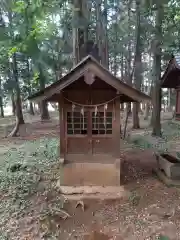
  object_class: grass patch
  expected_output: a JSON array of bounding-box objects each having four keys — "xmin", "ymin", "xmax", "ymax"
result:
[
  {"xmin": 0, "ymin": 137, "xmax": 65, "ymax": 238},
  {"xmin": 130, "ymin": 136, "xmax": 170, "ymax": 153},
  {"xmin": 158, "ymin": 235, "xmax": 170, "ymax": 240},
  {"xmin": 131, "ymin": 137, "xmax": 153, "ymax": 150},
  {"xmin": 161, "ymin": 121, "xmax": 180, "ymax": 141},
  {"xmin": 129, "ymin": 121, "xmax": 180, "ymax": 152},
  {"xmin": 129, "ymin": 191, "xmax": 141, "ymax": 206}
]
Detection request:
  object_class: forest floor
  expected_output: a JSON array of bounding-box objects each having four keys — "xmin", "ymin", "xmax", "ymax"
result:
[{"xmin": 1, "ymin": 111, "xmax": 180, "ymax": 239}]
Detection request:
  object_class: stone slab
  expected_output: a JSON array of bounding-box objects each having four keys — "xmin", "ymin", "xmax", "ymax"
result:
[
  {"xmin": 153, "ymin": 168, "xmax": 180, "ymax": 187},
  {"xmin": 59, "ymin": 186, "xmax": 129, "ymax": 200}
]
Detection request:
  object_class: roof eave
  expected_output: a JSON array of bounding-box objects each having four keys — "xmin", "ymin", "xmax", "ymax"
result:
[{"xmin": 27, "ymin": 54, "xmax": 151, "ymax": 103}]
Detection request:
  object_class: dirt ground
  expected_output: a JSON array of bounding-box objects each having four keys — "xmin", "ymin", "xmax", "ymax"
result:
[
  {"xmin": 57, "ymin": 149, "xmax": 180, "ymax": 239},
  {"xmin": 2, "ymin": 112, "xmax": 180, "ymax": 239}
]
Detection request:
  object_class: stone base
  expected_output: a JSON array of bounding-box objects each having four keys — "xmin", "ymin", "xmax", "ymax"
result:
[
  {"xmin": 153, "ymin": 168, "xmax": 180, "ymax": 187},
  {"xmin": 59, "ymin": 186, "xmax": 129, "ymax": 200},
  {"xmin": 155, "ymin": 152, "xmax": 180, "ymax": 180},
  {"xmin": 62, "ymin": 162, "xmax": 121, "ymax": 186}
]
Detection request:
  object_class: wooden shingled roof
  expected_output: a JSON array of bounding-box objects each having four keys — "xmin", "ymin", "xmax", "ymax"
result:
[
  {"xmin": 28, "ymin": 55, "xmax": 151, "ymax": 103},
  {"xmin": 161, "ymin": 54, "xmax": 180, "ymax": 88}
]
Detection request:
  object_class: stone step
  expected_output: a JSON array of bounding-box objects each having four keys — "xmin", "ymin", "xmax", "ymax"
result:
[{"xmin": 59, "ymin": 186, "xmax": 129, "ymax": 200}]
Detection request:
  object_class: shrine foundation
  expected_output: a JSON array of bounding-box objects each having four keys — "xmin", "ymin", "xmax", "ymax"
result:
[{"xmin": 61, "ymin": 157, "xmax": 121, "ymax": 186}]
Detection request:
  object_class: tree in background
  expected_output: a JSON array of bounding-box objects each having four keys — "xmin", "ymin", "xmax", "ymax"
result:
[
  {"xmin": 0, "ymin": 0, "xmax": 179, "ymax": 137},
  {"xmin": 151, "ymin": 1, "xmax": 164, "ymax": 136},
  {"xmin": 132, "ymin": 0, "xmax": 142, "ymax": 129}
]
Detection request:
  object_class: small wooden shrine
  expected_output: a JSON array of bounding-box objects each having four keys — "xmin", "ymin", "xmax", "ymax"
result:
[
  {"xmin": 28, "ymin": 55, "xmax": 150, "ymax": 165},
  {"xmin": 161, "ymin": 54, "xmax": 180, "ymax": 120}
]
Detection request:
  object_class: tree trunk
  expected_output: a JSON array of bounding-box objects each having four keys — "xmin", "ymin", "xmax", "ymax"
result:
[
  {"xmin": 38, "ymin": 64, "xmax": 50, "ymax": 120},
  {"xmin": 0, "ymin": 96, "xmax": 4, "ymax": 118},
  {"xmin": 40, "ymin": 101, "xmax": 49, "ymax": 120},
  {"xmin": 132, "ymin": 0, "xmax": 142, "ymax": 129},
  {"xmin": 144, "ymin": 56, "xmax": 153, "ymax": 120},
  {"xmin": 144, "ymin": 102, "xmax": 150, "ymax": 120},
  {"xmin": 0, "ymin": 78, "xmax": 4, "ymax": 118},
  {"xmin": 95, "ymin": 0, "xmax": 109, "ymax": 67},
  {"xmin": 13, "ymin": 54, "xmax": 24, "ymax": 127},
  {"xmin": 120, "ymin": 53, "xmax": 124, "ymax": 112},
  {"xmin": 95, "ymin": 0, "xmax": 103, "ymax": 64},
  {"xmin": 9, "ymin": 97, "xmax": 24, "ymax": 137},
  {"xmin": 150, "ymin": 86, "xmax": 154, "ymax": 126},
  {"xmin": 8, "ymin": 12, "xmax": 16, "ymax": 117},
  {"xmin": 11, "ymin": 92, "xmax": 16, "ymax": 115},
  {"xmin": 72, "ymin": 0, "xmax": 87, "ymax": 65},
  {"xmin": 167, "ymin": 89, "xmax": 172, "ymax": 111},
  {"xmin": 7, "ymin": 12, "xmax": 24, "ymax": 137},
  {"xmin": 113, "ymin": 6, "xmax": 118, "ymax": 76},
  {"xmin": 26, "ymin": 59, "xmax": 34, "ymax": 115},
  {"xmin": 133, "ymin": 103, "xmax": 140, "ymax": 128},
  {"xmin": 120, "ymin": 53, "xmax": 124, "ymax": 79},
  {"xmin": 33, "ymin": 103, "xmax": 37, "ymax": 113},
  {"xmin": 151, "ymin": 2, "xmax": 163, "ymax": 136},
  {"xmin": 126, "ymin": 0, "xmax": 132, "ymax": 115},
  {"xmin": 9, "ymin": 53, "xmax": 25, "ymax": 137},
  {"xmin": 101, "ymin": 0, "xmax": 109, "ymax": 68},
  {"xmin": 29, "ymin": 102, "xmax": 34, "ymax": 115}
]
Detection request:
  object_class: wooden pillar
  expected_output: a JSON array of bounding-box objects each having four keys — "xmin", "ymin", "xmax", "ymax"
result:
[
  {"xmin": 113, "ymin": 97, "xmax": 121, "ymax": 185},
  {"xmin": 59, "ymin": 95, "xmax": 66, "ymax": 163},
  {"xmin": 175, "ymin": 88, "xmax": 180, "ymax": 120},
  {"xmin": 175, "ymin": 90, "xmax": 177, "ymax": 117},
  {"xmin": 176, "ymin": 89, "xmax": 178, "ymax": 119}
]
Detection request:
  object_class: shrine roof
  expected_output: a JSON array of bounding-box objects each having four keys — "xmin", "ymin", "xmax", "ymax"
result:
[
  {"xmin": 161, "ymin": 54, "xmax": 180, "ymax": 88},
  {"xmin": 28, "ymin": 55, "xmax": 151, "ymax": 103}
]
